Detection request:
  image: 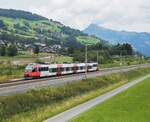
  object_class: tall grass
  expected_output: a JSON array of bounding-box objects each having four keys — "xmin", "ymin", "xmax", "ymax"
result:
[
  {"xmin": 0, "ymin": 65, "xmax": 24, "ymax": 83},
  {"xmin": 0, "ymin": 68, "xmax": 150, "ymax": 122}
]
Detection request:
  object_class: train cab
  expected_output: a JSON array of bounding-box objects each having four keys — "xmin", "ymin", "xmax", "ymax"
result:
[{"xmin": 24, "ymin": 63, "xmax": 40, "ymax": 79}]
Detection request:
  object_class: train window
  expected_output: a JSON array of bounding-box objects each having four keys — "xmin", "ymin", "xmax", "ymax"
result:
[
  {"xmin": 49, "ymin": 68, "xmax": 52, "ymax": 72},
  {"xmin": 25, "ymin": 66, "xmax": 32, "ymax": 72},
  {"xmin": 66, "ymin": 67, "xmax": 70, "ymax": 71},
  {"xmin": 32, "ymin": 68, "xmax": 37, "ymax": 72},
  {"xmin": 39, "ymin": 67, "xmax": 49, "ymax": 72},
  {"xmin": 69, "ymin": 67, "xmax": 72, "ymax": 71},
  {"xmin": 52, "ymin": 68, "xmax": 57, "ymax": 72},
  {"xmin": 44, "ymin": 67, "xmax": 47, "ymax": 71},
  {"xmin": 93, "ymin": 64, "xmax": 98, "ymax": 67},
  {"xmin": 80, "ymin": 66, "xmax": 84, "ymax": 70}
]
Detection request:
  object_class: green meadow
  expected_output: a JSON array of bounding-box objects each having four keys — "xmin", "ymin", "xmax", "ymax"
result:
[{"xmin": 71, "ymin": 77, "xmax": 150, "ymax": 122}]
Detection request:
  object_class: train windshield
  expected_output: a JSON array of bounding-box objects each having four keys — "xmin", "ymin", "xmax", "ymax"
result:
[{"xmin": 25, "ymin": 65, "xmax": 32, "ymax": 72}]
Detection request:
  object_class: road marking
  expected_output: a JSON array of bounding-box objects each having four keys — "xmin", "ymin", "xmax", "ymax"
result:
[{"xmin": 44, "ymin": 74, "xmax": 150, "ymax": 122}]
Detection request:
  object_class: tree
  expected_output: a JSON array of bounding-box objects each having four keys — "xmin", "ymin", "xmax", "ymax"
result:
[
  {"xmin": 64, "ymin": 36, "xmax": 84, "ymax": 50},
  {"xmin": 0, "ymin": 45, "xmax": 6, "ymax": 56},
  {"xmin": 24, "ymin": 21, "xmax": 30, "ymax": 27},
  {"xmin": 0, "ymin": 20, "xmax": 5, "ymax": 28},
  {"xmin": 33, "ymin": 45, "xmax": 39, "ymax": 54},
  {"xmin": 6, "ymin": 45, "xmax": 18, "ymax": 56},
  {"xmin": 124, "ymin": 43, "xmax": 133, "ymax": 55},
  {"xmin": 67, "ymin": 47, "xmax": 74, "ymax": 54}
]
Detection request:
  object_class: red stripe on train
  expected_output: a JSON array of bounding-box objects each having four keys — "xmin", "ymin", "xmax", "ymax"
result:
[{"xmin": 56, "ymin": 64, "xmax": 63, "ymax": 76}]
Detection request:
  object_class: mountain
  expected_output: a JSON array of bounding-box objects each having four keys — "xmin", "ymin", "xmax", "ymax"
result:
[
  {"xmin": 0, "ymin": 8, "xmax": 101, "ymax": 52},
  {"xmin": 84, "ymin": 24, "xmax": 150, "ymax": 56}
]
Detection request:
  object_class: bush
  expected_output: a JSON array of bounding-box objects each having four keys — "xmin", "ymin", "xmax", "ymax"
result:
[
  {"xmin": 33, "ymin": 45, "xmax": 39, "ymax": 54},
  {"xmin": 0, "ymin": 20, "xmax": 5, "ymax": 28},
  {"xmin": 0, "ymin": 45, "xmax": 6, "ymax": 56},
  {"xmin": 127, "ymin": 62, "xmax": 130, "ymax": 65},
  {"xmin": 6, "ymin": 45, "xmax": 18, "ymax": 56}
]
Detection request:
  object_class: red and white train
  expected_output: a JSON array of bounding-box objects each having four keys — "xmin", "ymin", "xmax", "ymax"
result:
[{"xmin": 24, "ymin": 62, "xmax": 98, "ymax": 79}]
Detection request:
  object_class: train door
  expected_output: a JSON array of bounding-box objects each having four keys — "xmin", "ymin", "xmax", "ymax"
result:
[
  {"xmin": 31, "ymin": 67, "xmax": 40, "ymax": 78},
  {"xmin": 57, "ymin": 64, "xmax": 63, "ymax": 76},
  {"xmin": 73, "ymin": 65, "xmax": 78, "ymax": 74},
  {"xmin": 87, "ymin": 65, "xmax": 92, "ymax": 72}
]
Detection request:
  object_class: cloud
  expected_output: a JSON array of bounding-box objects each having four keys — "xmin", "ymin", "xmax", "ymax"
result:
[{"xmin": 0, "ymin": 0, "xmax": 150, "ymax": 32}]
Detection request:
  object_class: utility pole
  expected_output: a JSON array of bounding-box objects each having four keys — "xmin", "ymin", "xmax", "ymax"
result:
[
  {"xmin": 120, "ymin": 51, "xmax": 122, "ymax": 66},
  {"xmin": 97, "ymin": 50, "xmax": 99, "ymax": 63},
  {"xmin": 142, "ymin": 56, "xmax": 144, "ymax": 64},
  {"xmin": 53, "ymin": 53, "xmax": 56, "ymax": 64},
  {"xmin": 85, "ymin": 44, "xmax": 88, "ymax": 78}
]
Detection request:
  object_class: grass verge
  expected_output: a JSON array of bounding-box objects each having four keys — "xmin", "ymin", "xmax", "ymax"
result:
[
  {"xmin": 0, "ymin": 65, "xmax": 24, "ymax": 83},
  {"xmin": 71, "ymin": 77, "xmax": 150, "ymax": 122},
  {"xmin": 0, "ymin": 67, "xmax": 150, "ymax": 122}
]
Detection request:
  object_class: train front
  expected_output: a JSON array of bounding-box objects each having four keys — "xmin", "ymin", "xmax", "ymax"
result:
[{"xmin": 24, "ymin": 63, "xmax": 40, "ymax": 79}]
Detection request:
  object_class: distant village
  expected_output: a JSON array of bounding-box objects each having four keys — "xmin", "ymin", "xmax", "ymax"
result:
[{"xmin": 0, "ymin": 39, "xmax": 62, "ymax": 54}]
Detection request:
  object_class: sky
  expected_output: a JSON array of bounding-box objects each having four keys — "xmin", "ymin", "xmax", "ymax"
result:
[{"xmin": 0, "ymin": 0, "xmax": 150, "ymax": 32}]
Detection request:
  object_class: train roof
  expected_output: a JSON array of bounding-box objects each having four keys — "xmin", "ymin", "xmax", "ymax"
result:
[{"xmin": 26, "ymin": 62, "xmax": 98, "ymax": 68}]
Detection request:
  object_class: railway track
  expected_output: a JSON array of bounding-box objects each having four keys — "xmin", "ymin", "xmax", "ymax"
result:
[
  {"xmin": 0, "ymin": 63, "xmax": 150, "ymax": 97},
  {"xmin": 0, "ymin": 72, "xmax": 92, "ymax": 88}
]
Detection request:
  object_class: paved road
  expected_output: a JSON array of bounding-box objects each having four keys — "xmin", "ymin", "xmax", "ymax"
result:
[
  {"xmin": 0, "ymin": 64, "xmax": 150, "ymax": 97},
  {"xmin": 44, "ymin": 74, "xmax": 150, "ymax": 122}
]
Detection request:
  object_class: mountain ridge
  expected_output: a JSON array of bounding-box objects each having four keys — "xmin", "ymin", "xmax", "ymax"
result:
[
  {"xmin": 0, "ymin": 8, "xmax": 48, "ymax": 21},
  {"xmin": 84, "ymin": 24, "xmax": 150, "ymax": 56}
]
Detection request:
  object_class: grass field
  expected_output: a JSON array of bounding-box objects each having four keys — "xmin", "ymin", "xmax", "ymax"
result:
[
  {"xmin": 0, "ymin": 16, "xmax": 62, "ymax": 37},
  {"xmin": 0, "ymin": 65, "xmax": 24, "ymax": 83},
  {"xmin": 101, "ymin": 56, "xmax": 150, "ymax": 68},
  {"xmin": 71, "ymin": 77, "xmax": 150, "ymax": 122},
  {"xmin": 0, "ymin": 16, "xmax": 100, "ymax": 45},
  {"xmin": 0, "ymin": 68, "xmax": 150, "ymax": 122},
  {"xmin": 0, "ymin": 53, "xmax": 73, "ymax": 64},
  {"xmin": 76, "ymin": 36, "xmax": 100, "ymax": 45}
]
